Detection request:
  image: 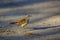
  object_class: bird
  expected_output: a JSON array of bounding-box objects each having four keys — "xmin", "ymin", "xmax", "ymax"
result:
[
  {"xmin": 10, "ymin": 15, "xmax": 35, "ymax": 36},
  {"xmin": 10, "ymin": 15, "xmax": 31, "ymax": 28}
]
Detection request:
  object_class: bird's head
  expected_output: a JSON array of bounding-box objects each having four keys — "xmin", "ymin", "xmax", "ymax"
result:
[{"xmin": 25, "ymin": 14, "xmax": 32, "ymax": 18}]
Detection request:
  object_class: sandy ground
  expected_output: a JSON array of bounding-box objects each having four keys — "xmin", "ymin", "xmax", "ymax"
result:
[{"xmin": 0, "ymin": 0, "xmax": 60, "ymax": 40}]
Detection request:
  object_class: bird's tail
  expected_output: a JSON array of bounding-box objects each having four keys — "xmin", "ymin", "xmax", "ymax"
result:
[{"xmin": 10, "ymin": 22, "xmax": 17, "ymax": 24}]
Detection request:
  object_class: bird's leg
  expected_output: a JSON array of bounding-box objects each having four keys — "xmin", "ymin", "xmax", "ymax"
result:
[
  {"xmin": 22, "ymin": 26, "xmax": 28, "ymax": 33},
  {"xmin": 20, "ymin": 26, "xmax": 25, "ymax": 32}
]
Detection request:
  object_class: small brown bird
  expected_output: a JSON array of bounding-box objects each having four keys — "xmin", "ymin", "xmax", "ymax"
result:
[{"xmin": 10, "ymin": 15, "xmax": 30, "ymax": 28}]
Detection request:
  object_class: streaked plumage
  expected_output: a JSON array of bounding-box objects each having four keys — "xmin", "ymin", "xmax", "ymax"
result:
[{"xmin": 10, "ymin": 15, "xmax": 30, "ymax": 28}]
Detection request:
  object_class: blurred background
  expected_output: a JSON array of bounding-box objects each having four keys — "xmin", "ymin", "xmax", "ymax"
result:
[{"xmin": 0, "ymin": 0, "xmax": 60, "ymax": 40}]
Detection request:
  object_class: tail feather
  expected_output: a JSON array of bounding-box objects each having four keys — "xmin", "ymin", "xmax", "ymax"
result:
[{"xmin": 10, "ymin": 22, "xmax": 17, "ymax": 24}]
